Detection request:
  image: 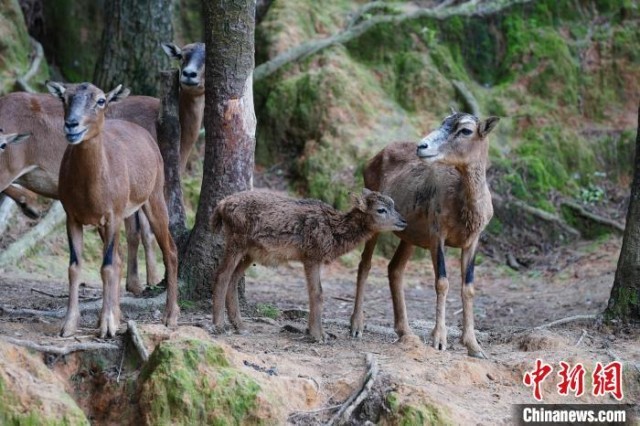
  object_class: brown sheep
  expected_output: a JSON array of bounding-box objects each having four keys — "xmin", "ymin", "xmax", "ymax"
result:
[
  {"xmin": 350, "ymin": 112, "xmax": 500, "ymax": 358},
  {"xmin": 211, "ymin": 189, "xmax": 407, "ymax": 342}
]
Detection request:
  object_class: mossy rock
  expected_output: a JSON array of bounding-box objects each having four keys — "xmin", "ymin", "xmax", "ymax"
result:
[
  {"xmin": 137, "ymin": 338, "xmax": 267, "ymax": 426},
  {"xmin": 0, "ymin": 342, "xmax": 89, "ymax": 425},
  {"xmin": 382, "ymin": 391, "xmax": 453, "ymax": 426}
]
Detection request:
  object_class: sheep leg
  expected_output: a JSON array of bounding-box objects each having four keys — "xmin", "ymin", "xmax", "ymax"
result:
[
  {"xmin": 138, "ymin": 210, "xmax": 160, "ymax": 288},
  {"xmin": 430, "ymin": 241, "xmax": 449, "ymax": 351},
  {"xmin": 350, "ymin": 234, "xmax": 379, "ymax": 337},
  {"xmin": 211, "ymin": 248, "xmax": 244, "ymax": 332},
  {"xmin": 60, "ymin": 218, "xmax": 84, "ymax": 337},
  {"xmin": 225, "ymin": 256, "xmax": 252, "ymax": 333},
  {"xmin": 388, "ymin": 240, "xmax": 415, "ymax": 339},
  {"xmin": 124, "ymin": 214, "xmax": 143, "ymax": 295},
  {"xmin": 303, "ymin": 262, "xmax": 325, "ymax": 342},
  {"xmin": 97, "ymin": 218, "xmax": 123, "ymax": 338},
  {"xmin": 143, "ymin": 192, "xmax": 180, "ymax": 328},
  {"xmin": 460, "ymin": 243, "xmax": 486, "ymax": 358}
]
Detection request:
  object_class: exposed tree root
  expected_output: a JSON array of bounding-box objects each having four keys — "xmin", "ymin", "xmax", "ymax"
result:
[
  {"xmin": 15, "ymin": 36, "xmax": 44, "ymax": 93},
  {"xmin": 1, "ymin": 336, "xmax": 120, "ymax": 355},
  {"xmin": 560, "ymin": 200, "xmax": 626, "ymax": 235},
  {"xmin": 254, "ymin": 0, "xmax": 535, "ymax": 82},
  {"xmin": 0, "ymin": 196, "xmax": 17, "ymax": 236},
  {"xmin": 452, "ymin": 79, "xmax": 481, "ymax": 117},
  {"xmin": 328, "ymin": 353, "xmax": 379, "ymax": 426},
  {"xmin": 127, "ymin": 320, "xmax": 149, "ymax": 362}
]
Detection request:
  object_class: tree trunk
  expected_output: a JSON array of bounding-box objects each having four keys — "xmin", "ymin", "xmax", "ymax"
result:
[
  {"xmin": 605, "ymin": 105, "xmax": 640, "ymax": 322},
  {"xmin": 179, "ymin": 0, "xmax": 256, "ymax": 301},
  {"xmin": 157, "ymin": 69, "xmax": 189, "ymax": 249},
  {"xmin": 93, "ymin": 0, "xmax": 173, "ymax": 95}
]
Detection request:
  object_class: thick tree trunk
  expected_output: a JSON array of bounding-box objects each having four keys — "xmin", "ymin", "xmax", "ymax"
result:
[
  {"xmin": 157, "ymin": 69, "xmax": 188, "ymax": 249},
  {"xmin": 179, "ymin": 0, "xmax": 256, "ymax": 300},
  {"xmin": 605, "ymin": 105, "xmax": 640, "ymax": 322},
  {"xmin": 93, "ymin": 0, "xmax": 173, "ymax": 95}
]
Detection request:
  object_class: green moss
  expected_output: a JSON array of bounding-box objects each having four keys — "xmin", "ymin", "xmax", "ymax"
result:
[
  {"xmin": 138, "ymin": 339, "xmax": 264, "ymax": 425},
  {"xmin": 0, "ymin": 0, "xmax": 32, "ymax": 94},
  {"xmin": 384, "ymin": 392, "xmax": 453, "ymax": 426},
  {"xmin": 256, "ymin": 303, "xmax": 280, "ymax": 320}
]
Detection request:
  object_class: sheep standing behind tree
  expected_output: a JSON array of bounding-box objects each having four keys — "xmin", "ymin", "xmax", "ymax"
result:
[{"xmin": 210, "ymin": 189, "xmax": 407, "ymax": 342}]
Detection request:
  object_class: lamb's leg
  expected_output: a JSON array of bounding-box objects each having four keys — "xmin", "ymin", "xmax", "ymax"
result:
[
  {"xmin": 61, "ymin": 218, "xmax": 83, "ymax": 337},
  {"xmin": 225, "ymin": 256, "xmax": 252, "ymax": 333},
  {"xmin": 430, "ymin": 240, "xmax": 449, "ymax": 351},
  {"xmin": 124, "ymin": 214, "xmax": 143, "ymax": 295},
  {"xmin": 138, "ymin": 210, "xmax": 161, "ymax": 287},
  {"xmin": 460, "ymin": 242, "xmax": 486, "ymax": 358},
  {"xmin": 388, "ymin": 240, "xmax": 415, "ymax": 339},
  {"xmin": 350, "ymin": 234, "xmax": 378, "ymax": 337},
  {"xmin": 303, "ymin": 262, "xmax": 325, "ymax": 342},
  {"xmin": 143, "ymin": 193, "xmax": 180, "ymax": 328},
  {"xmin": 97, "ymin": 219, "xmax": 123, "ymax": 338},
  {"xmin": 211, "ymin": 247, "xmax": 244, "ymax": 332}
]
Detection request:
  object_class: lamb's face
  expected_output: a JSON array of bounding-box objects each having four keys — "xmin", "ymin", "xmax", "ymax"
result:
[
  {"xmin": 361, "ymin": 189, "xmax": 407, "ymax": 232},
  {"xmin": 0, "ymin": 128, "xmax": 30, "ymax": 152},
  {"xmin": 416, "ymin": 113, "xmax": 499, "ymax": 167}
]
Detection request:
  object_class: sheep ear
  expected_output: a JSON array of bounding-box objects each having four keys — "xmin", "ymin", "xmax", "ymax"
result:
[
  {"xmin": 161, "ymin": 42, "xmax": 182, "ymax": 60},
  {"xmin": 7, "ymin": 132, "xmax": 31, "ymax": 145},
  {"xmin": 478, "ymin": 116, "xmax": 500, "ymax": 138},
  {"xmin": 106, "ymin": 84, "xmax": 130, "ymax": 104},
  {"xmin": 46, "ymin": 81, "xmax": 66, "ymax": 101},
  {"xmin": 350, "ymin": 192, "xmax": 367, "ymax": 211}
]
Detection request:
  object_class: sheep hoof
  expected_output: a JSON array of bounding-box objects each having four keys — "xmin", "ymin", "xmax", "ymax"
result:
[{"xmin": 468, "ymin": 348, "xmax": 487, "ymax": 359}]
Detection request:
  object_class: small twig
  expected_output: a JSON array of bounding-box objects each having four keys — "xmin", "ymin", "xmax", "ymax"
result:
[
  {"xmin": 288, "ymin": 403, "xmax": 342, "ymax": 421},
  {"xmin": 2, "ymin": 336, "xmax": 119, "ymax": 355},
  {"xmin": 327, "ymin": 353, "xmax": 379, "ymax": 426},
  {"xmin": 534, "ymin": 314, "xmax": 597, "ymax": 330},
  {"xmin": 127, "ymin": 320, "xmax": 149, "ymax": 362},
  {"xmin": 574, "ymin": 329, "xmax": 588, "ymax": 347},
  {"xmin": 30, "ymin": 288, "xmax": 66, "ymax": 299},
  {"xmin": 332, "ymin": 296, "xmax": 354, "ymax": 303}
]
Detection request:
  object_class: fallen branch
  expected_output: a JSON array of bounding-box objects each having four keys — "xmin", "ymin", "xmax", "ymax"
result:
[
  {"xmin": 323, "ymin": 318, "xmax": 489, "ymax": 340},
  {"xmin": 254, "ymin": 0, "xmax": 535, "ymax": 82},
  {"xmin": 2, "ymin": 336, "xmax": 120, "ymax": 355},
  {"xmin": 15, "ymin": 37, "xmax": 44, "ymax": 93},
  {"xmin": 0, "ymin": 201, "xmax": 66, "ymax": 267},
  {"xmin": 534, "ymin": 314, "xmax": 597, "ymax": 330},
  {"xmin": 127, "ymin": 320, "xmax": 149, "ymax": 362},
  {"xmin": 328, "ymin": 353, "xmax": 379, "ymax": 426},
  {"xmin": 560, "ymin": 200, "xmax": 625, "ymax": 235},
  {"xmin": 574, "ymin": 329, "xmax": 588, "ymax": 346}
]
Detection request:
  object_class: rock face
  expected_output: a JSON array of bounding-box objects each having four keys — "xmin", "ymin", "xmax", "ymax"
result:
[
  {"xmin": 0, "ymin": 0, "xmax": 39, "ymax": 94},
  {"xmin": 0, "ymin": 342, "xmax": 89, "ymax": 425}
]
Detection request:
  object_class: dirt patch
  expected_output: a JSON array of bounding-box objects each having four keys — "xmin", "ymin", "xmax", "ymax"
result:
[{"xmin": 0, "ymin": 235, "xmax": 638, "ymax": 424}]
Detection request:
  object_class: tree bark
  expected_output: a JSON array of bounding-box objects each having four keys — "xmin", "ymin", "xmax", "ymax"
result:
[
  {"xmin": 605, "ymin": 105, "xmax": 640, "ymax": 322},
  {"xmin": 157, "ymin": 69, "xmax": 189, "ymax": 249},
  {"xmin": 179, "ymin": 0, "xmax": 256, "ymax": 300},
  {"xmin": 93, "ymin": 0, "xmax": 173, "ymax": 95}
]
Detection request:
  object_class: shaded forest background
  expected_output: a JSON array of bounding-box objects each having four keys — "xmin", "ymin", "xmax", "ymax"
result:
[{"xmin": 1, "ymin": 0, "xmax": 639, "ymax": 276}]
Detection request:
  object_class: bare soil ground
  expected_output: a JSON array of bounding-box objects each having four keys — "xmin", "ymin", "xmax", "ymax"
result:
[{"xmin": 0, "ymin": 233, "xmax": 638, "ymax": 424}]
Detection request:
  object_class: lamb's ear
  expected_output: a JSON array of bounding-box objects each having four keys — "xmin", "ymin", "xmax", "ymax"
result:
[
  {"xmin": 350, "ymin": 192, "xmax": 367, "ymax": 211},
  {"xmin": 105, "ymin": 84, "xmax": 130, "ymax": 104},
  {"xmin": 478, "ymin": 116, "xmax": 500, "ymax": 138},
  {"xmin": 46, "ymin": 81, "xmax": 66, "ymax": 102},
  {"xmin": 161, "ymin": 42, "xmax": 182, "ymax": 60}
]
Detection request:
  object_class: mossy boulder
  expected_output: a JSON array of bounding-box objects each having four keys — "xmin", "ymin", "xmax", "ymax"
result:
[
  {"xmin": 137, "ymin": 338, "xmax": 269, "ymax": 426},
  {"xmin": 0, "ymin": 342, "xmax": 89, "ymax": 425}
]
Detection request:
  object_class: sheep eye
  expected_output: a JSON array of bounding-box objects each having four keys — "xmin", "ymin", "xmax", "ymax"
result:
[
  {"xmin": 0, "ymin": 143, "xmax": 6, "ymax": 150},
  {"xmin": 97, "ymin": 98, "xmax": 106, "ymax": 107},
  {"xmin": 377, "ymin": 208, "xmax": 387, "ymax": 214},
  {"xmin": 459, "ymin": 128, "xmax": 473, "ymax": 136}
]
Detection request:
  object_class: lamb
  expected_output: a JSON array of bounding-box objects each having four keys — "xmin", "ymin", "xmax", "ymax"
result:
[
  {"xmin": 210, "ymin": 189, "xmax": 407, "ymax": 342},
  {"xmin": 349, "ymin": 112, "xmax": 500, "ymax": 358}
]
